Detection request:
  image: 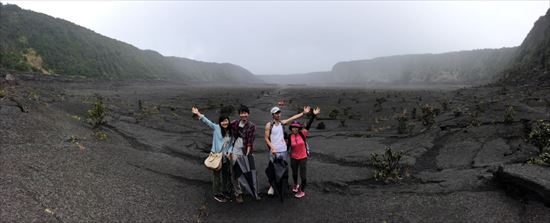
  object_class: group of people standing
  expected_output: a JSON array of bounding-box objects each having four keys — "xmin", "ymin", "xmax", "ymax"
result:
[{"xmin": 191, "ymin": 104, "xmax": 320, "ymax": 203}]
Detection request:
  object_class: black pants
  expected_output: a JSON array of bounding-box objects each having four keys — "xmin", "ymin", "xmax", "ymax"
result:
[{"xmin": 290, "ymin": 158, "xmax": 307, "ymax": 191}]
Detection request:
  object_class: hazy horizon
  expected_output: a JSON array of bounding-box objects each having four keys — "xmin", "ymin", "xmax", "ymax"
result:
[{"xmin": 4, "ymin": 1, "xmax": 549, "ymax": 75}]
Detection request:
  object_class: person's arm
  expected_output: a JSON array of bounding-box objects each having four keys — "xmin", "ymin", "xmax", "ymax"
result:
[
  {"xmin": 192, "ymin": 106, "xmax": 216, "ymax": 129},
  {"xmin": 264, "ymin": 122, "xmax": 277, "ymax": 155},
  {"xmin": 246, "ymin": 124, "xmax": 256, "ymax": 155},
  {"xmin": 281, "ymin": 106, "xmax": 311, "ymax": 125},
  {"xmin": 304, "ymin": 107, "xmax": 321, "ymax": 132}
]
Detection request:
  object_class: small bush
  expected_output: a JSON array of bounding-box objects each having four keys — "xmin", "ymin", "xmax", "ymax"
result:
[
  {"xmin": 441, "ymin": 98, "xmax": 449, "ymax": 111},
  {"xmin": 504, "ymin": 105, "xmax": 515, "ymax": 124},
  {"xmin": 219, "ymin": 105, "xmax": 235, "ymax": 116},
  {"xmin": 374, "ymin": 97, "xmax": 386, "ymax": 108},
  {"xmin": 171, "ymin": 112, "xmax": 179, "ymax": 119},
  {"xmin": 475, "ymin": 101, "xmax": 485, "ymax": 113},
  {"xmin": 27, "ymin": 90, "xmax": 39, "ymax": 101},
  {"xmin": 0, "ymin": 88, "xmax": 5, "ymax": 98},
  {"xmin": 527, "ymin": 152, "xmax": 550, "ymax": 166},
  {"xmin": 339, "ymin": 119, "xmax": 346, "ymax": 127},
  {"xmin": 70, "ymin": 115, "xmax": 81, "ymax": 121},
  {"xmin": 421, "ymin": 104, "xmax": 435, "ymax": 127},
  {"xmin": 343, "ymin": 106, "xmax": 352, "ymax": 116},
  {"xmin": 433, "ymin": 108, "xmax": 441, "ymax": 116},
  {"xmin": 329, "ymin": 109, "xmax": 340, "ymax": 120},
  {"xmin": 136, "ymin": 101, "xmax": 159, "ymax": 120},
  {"xmin": 371, "ymin": 146, "xmax": 404, "ymax": 182},
  {"xmin": 468, "ymin": 111, "xmax": 481, "ymax": 127},
  {"xmin": 453, "ymin": 107, "xmax": 463, "ymax": 117},
  {"xmin": 316, "ymin": 122, "xmax": 326, "ymax": 130},
  {"xmin": 528, "ymin": 120, "xmax": 550, "ymax": 154},
  {"xmin": 94, "ymin": 130, "xmax": 108, "ymax": 141},
  {"xmin": 499, "ymin": 86, "xmax": 508, "ymax": 95},
  {"xmin": 67, "ymin": 135, "xmax": 86, "ymax": 149},
  {"xmin": 87, "ymin": 96, "xmax": 107, "ymax": 129},
  {"xmin": 68, "ymin": 135, "xmax": 79, "ymax": 144}
]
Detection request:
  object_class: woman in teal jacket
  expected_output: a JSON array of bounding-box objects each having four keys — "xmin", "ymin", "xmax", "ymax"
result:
[{"xmin": 192, "ymin": 106, "xmax": 233, "ymax": 203}]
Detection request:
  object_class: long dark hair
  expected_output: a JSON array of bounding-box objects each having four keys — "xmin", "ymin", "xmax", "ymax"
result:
[{"xmin": 218, "ymin": 115, "xmax": 231, "ymax": 137}]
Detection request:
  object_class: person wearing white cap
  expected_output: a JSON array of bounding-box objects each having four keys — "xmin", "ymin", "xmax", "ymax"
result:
[{"xmin": 264, "ymin": 105, "xmax": 310, "ymax": 195}]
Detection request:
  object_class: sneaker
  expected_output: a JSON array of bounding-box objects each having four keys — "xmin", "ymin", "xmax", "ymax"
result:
[
  {"xmin": 294, "ymin": 190, "xmax": 305, "ymax": 198},
  {"xmin": 292, "ymin": 185, "xmax": 300, "ymax": 193},
  {"xmin": 214, "ymin": 194, "xmax": 228, "ymax": 203},
  {"xmin": 235, "ymin": 194, "xmax": 244, "ymax": 203},
  {"xmin": 222, "ymin": 192, "xmax": 231, "ymax": 200},
  {"xmin": 267, "ymin": 186, "xmax": 275, "ymax": 195}
]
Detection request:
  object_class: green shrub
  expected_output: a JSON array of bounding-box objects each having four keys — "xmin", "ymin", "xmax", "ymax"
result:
[
  {"xmin": 453, "ymin": 107, "xmax": 463, "ymax": 117},
  {"xmin": 316, "ymin": 122, "xmax": 326, "ymax": 130},
  {"xmin": 329, "ymin": 109, "xmax": 340, "ymax": 120},
  {"xmin": 528, "ymin": 120, "xmax": 550, "ymax": 154},
  {"xmin": 441, "ymin": 98, "xmax": 449, "ymax": 111},
  {"xmin": 527, "ymin": 152, "xmax": 550, "ymax": 166},
  {"xmin": 339, "ymin": 119, "xmax": 346, "ymax": 127},
  {"xmin": 499, "ymin": 86, "xmax": 508, "ymax": 95},
  {"xmin": 0, "ymin": 88, "xmax": 5, "ymax": 98},
  {"xmin": 504, "ymin": 105, "xmax": 515, "ymax": 124},
  {"xmin": 94, "ymin": 130, "xmax": 108, "ymax": 140},
  {"xmin": 27, "ymin": 90, "xmax": 39, "ymax": 101},
  {"xmin": 70, "ymin": 115, "xmax": 81, "ymax": 121},
  {"xmin": 421, "ymin": 104, "xmax": 435, "ymax": 127},
  {"xmin": 136, "ymin": 101, "xmax": 159, "ymax": 120},
  {"xmin": 343, "ymin": 106, "xmax": 352, "ymax": 116},
  {"xmin": 475, "ymin": 101, "xmax": 485, "ymax": 113},
  {"xmin": 67, "ymin": 135, "xmax": 86, "ymax": 149},
  {"xmin": 219, "ymin": 105, "xmax": 235, "ymax": 116},
  {"xmin": 374, "ymin": 97, "xmax": 386, "ymax": 108},
  {"xmin": 87, "ymin": 96, "xmax": 106, "ymax": 129},
  {"xmin": 68, "ymin": 135, "xmax": 79, "ymax": 144},
  {"xmin": 468, "ymin": 111, "xmax": 481, "ymax": 127},
  {"xmin": 371, "ymin": 146, "xmax": 404, "ymax": 182}
]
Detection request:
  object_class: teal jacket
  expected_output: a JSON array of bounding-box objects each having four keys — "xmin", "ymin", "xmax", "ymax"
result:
[{"xmin": 199, "ymin": 115, "xmax": 233, "ymax": 153}]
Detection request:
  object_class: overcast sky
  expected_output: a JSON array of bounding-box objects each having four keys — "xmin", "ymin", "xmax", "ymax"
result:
[{"xmin": 5, "ymin": 1, "xmax": 549, "ymax": 74}]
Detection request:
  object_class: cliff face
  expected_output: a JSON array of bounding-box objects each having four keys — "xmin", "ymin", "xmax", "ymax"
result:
[
  {"xmin": 501, "ymin": 8, "xmax": 550, "ymax": 83},
  {"xmin": 259, "ymin": 48, "xmax": 517, "ymax": 86},
  {"xmin": 331, "ymin": 48, "xmax": 516, "ymax": 85},
  {"xmin": 0, "ymin": 3, "xmax": 261, "ymax": 83}
]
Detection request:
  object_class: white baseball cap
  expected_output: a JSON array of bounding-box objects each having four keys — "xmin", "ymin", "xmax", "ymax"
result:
[{"xmin": 270, "ymin": 107, "xmax": 281, "ymax": 114}]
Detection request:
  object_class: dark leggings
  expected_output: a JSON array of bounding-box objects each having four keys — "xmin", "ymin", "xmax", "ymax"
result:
[{"xmin": 290, "ymin": 158, "xmax": 307, "ymax": 191}]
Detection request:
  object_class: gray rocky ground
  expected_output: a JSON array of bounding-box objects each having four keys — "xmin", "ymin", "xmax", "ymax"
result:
[{"xmin": 1, "ymin": 73, "xmax": 550, "ymax": 222}]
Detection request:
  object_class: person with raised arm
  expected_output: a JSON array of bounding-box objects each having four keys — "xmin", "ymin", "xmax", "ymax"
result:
[
  {"xmin": 191, "ymin": 106, "xmax": 232, "ymax": 203},
  {"xmin": 264, "ymin": 105, "xmax": 310, "ymax": 196},
  {"xmin": 288, "ymin": 107, "xmax": 321, "ymax": 198}
]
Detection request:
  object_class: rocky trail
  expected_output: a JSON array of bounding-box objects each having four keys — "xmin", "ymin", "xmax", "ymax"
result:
[{"xmin": 2, "ymin": 74, "xmax": 550, "ymax": 222}]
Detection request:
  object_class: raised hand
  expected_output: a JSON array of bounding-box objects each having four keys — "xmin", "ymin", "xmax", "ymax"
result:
[
  {"xmin": 303, "ymin": 106, "xmax": 311, "ymax": 114},
  {"xmin": 192, "ymin": 106, "xmax": 201, "ymax": 116},
  {"xmin": 313, "ymin": 107, "xmax": 321, "ymax": 115}
]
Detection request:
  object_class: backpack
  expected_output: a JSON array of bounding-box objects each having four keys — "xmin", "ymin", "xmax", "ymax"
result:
[{"xmin": 267, "ymin": 121, "xmax": 289, "ymax": 150}]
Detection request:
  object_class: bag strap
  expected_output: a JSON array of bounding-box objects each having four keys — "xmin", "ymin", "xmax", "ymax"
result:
[
  {"xmin": 302, "ymin": 132, "xmax": 310, "ymax": 155},
  {"xmin": 298, "ymin": 131, "xmax": 307, "ymax": 142}
]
